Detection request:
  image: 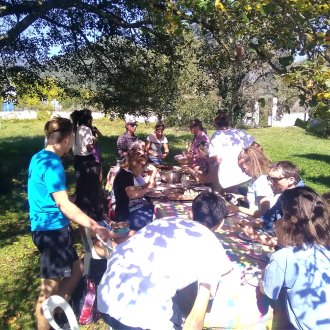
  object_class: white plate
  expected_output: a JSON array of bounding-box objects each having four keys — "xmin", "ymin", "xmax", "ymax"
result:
[
  {"xmin": 238, "ymin": 232, "xmax": 254, "ymax": 242},
  {"xmin": 154, "ymin": 186, "xmax": 167, "ymax": 191}
]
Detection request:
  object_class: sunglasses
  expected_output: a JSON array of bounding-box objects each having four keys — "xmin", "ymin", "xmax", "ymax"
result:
[
  {"xmin": 267, "ymin": 175, "xmax": 286, "ymax": 182},
  {"xmin": 128, "ymin": 123, "xmax": 137, "ymax": 127}
]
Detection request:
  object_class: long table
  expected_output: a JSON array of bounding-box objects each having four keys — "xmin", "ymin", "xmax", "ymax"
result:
[{"xmin": 153, "ymin": 200, "xmax": 273, "ymax": 329}]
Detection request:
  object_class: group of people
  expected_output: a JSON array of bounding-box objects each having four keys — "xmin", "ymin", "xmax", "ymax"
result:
[{"xmin": 27, "ymin": 111, "xmax": 329, "ymax": 330}]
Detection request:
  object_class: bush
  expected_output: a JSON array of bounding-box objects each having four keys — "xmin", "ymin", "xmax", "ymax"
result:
[{"xmin": 306, "ymin": 118, "xmax": 330, "ymax": 138}]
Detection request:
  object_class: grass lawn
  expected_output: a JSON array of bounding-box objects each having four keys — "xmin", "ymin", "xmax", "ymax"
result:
[{"xmin": 0, "ymin": 117, "xmax": 329, "ymax": 329}]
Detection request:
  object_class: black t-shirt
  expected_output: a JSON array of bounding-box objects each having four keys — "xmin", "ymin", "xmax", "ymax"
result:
[
  {"xmin": 114, "ymin": 168, "xmax": 145, "ymax": 222},
  {"xmin": 113, "ymin": 169, "xmax": 133, "ymax": 220}
]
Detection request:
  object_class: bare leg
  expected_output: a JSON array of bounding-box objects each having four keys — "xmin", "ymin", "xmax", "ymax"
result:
[
  {"xmin": 56, "ymin": 259, "xmax": 83, "ymax": 300},
  {"xmin": 35, "ymin": 278, "xmax": 60, "ymax": 330}
]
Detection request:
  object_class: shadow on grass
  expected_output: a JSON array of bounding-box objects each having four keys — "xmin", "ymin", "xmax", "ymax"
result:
[
  {"xmin": 0, "ymin": 237, "xmax": 40, "ymax": 329},
  {"xmin": 293, "ymin": 153, "xmax": 330, "ymax": 165},
  {"xmin": 302, "ymin": 175, "xmax": 330, "ymax": 192},
  {"xmin": 293, "ymin": 153, "xmax": 330, "ymax": 190}
]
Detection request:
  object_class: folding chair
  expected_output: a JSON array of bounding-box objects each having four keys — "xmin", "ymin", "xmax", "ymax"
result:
[
  {"xmin": 80, "ymin": 227, "xmax": 102, "ymax": 276},
  {"xmin": 42, "ymin": 295, "xmax": 79, "ymax": 330}
]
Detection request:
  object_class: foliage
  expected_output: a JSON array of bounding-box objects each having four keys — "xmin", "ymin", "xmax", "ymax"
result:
[
  {"xmin": 166, "ymin": 30, "xmax": 219, "ymax": 126},
  {"xmin": 0, "ymin": 0, "xmax": 329, "ymax": 125},
  {"xmin": 73, "ymin": 36, "xmax": 181, "ymax": 117}
]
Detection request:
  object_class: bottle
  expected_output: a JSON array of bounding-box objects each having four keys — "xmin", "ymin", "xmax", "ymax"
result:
[{"xmin": 224, "ymin": 193, "xmax": 239, "ymax": 206}]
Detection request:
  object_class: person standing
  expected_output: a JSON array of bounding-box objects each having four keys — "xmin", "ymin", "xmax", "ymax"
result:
[
  {"xmin": 208, "ymin": 113, "xmax": 255, "ymax": 193},
  {"xmin": 188, "ymin": 119, "xmax": 210, "ymax": 167},
  {"xmin": 145, "ymin": 122, "xmax": 169, "ymax": 164},
  {"xmin": 27, "ymin": 117, "xmax": 110, "ymax": 330},
  {"xmin": 70, "ymin": 109, "xmax": 98, "ymax": 178},
  {"xmin": 97, "ymin": 192, "xmax": 232, "ymax": 329},
  {"xmin": 117, "ymin": 117, "xmax": 138, "ymax": 159}
]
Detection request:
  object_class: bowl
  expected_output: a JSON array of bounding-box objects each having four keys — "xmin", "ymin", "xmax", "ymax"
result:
[
  {"xmin": 174, "ymin": 155, "xmax": 189, "ymax": 165},
  {"xmin": 160, "ymin": 170, "xmax": 183, "ymax": 184}
]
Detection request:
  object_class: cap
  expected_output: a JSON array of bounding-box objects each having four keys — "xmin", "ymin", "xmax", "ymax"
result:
[{"xmin": 125, "ymin": 115, "xmax": 137, "ymax": 124}]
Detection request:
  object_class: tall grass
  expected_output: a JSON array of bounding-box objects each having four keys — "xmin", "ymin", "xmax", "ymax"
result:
[{"xmin": 0, "ymin": 118, "xmax": 329, "ymax": 329}]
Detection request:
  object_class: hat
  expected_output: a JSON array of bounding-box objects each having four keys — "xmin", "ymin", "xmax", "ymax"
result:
[{"xmin": 125, "ymin": 115, "xmax": 137, "ymax": 124}]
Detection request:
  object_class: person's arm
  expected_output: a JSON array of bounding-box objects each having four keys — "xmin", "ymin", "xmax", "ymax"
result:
[
  {"xmin": 117, "ymin": 135, "xmax": 128, "ymax": 158},
  {"xmin": 145, "ymin": 140, "xmax": 152, "ymax": 155},
  {"xmin": 92, "ymin": 126, "xmax": 103, "ymax": 137},
  {"xmin": 227, "ymin": 195, "xmax": 271, "ymax": 218},
  {"xmin": 183, "ymin": 283, "xmax": 211, "ymax": 330},
  {"xmin": 52, "ymin": 190, "xmax": 110, "ymax": 241},
  {"xmin": 162, "ymin": 143, "xmax": 169, "ymax": 159}
]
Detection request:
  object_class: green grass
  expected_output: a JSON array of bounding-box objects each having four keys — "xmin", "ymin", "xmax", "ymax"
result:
[{"xmin": 0, "ymin": 118, "xmax": 329, "ymax": 329}]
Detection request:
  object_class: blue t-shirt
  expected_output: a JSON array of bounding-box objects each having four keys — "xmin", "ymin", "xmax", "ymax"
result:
[
  {"xmin": 261, "ymin": 244, "xmax": 330, "ymax": 330},
  {"xmin": 28, "ymin": 149, "xmax": 69, "ymax": 231}
]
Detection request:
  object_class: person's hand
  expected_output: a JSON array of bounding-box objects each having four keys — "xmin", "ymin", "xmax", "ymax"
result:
[
  {"xmin": 94, "ymin": 226, "xmax": 111, "ymax": 242},
  {"xmin": 226, "ymin": 204, "xmax": 239, "ymax": 214}
]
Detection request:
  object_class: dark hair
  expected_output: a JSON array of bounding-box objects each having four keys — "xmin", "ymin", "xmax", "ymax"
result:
[
  {"xmin": 277, "ymin": 186, "xmax": 330, "ymax": 247},
  {"xmin": 270, "ymin": 161, "xmax": 300, "ymax": 184},
  {"xmin": 192, "ymin": 192, "xmax": 227, "ymax": 229},
  {"xmin": 75, "ymin": 164, "xmax": 103, "ymax": 221},
  {"xmin": 214, "ymin": 113, "xmax": 230, "ymax": 129},
  {"xmin": 44, "ymin": 117, "xmax": 73, "ymax": 144},
  {"xmin": 189, "ymin": 119, "xmax": 205, "ymax": 132},
  {"xmin": 70, "ymin": 109, "xmax": 93, "ymax": 133},
  {"xmin": 155, "ymin": 122, "xmax": 165, "ymax": 130}
]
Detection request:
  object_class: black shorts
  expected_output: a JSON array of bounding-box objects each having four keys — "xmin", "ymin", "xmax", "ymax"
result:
[{"xmin": 32, "ymin": 225, "xmax": 79, "ymax": 279}]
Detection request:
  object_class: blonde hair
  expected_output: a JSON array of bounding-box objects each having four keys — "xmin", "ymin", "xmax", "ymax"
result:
[{"xmin": 238, "ymin": 144, "xmax": 270, "ymax": 178}]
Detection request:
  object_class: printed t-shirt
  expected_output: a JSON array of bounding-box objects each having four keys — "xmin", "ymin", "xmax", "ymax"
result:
[
  {"xmin": 147, "ymin": 134, "xmax": 168, "ymax": 157},
  {"xmin": 97, "ymin": 218, "xmax": 232, "ymax": 329},
  {"xmin": 72, "ymin": 125, "xmax": 93, "ymax": 156},
  {"xmin": 261, "ymin": 244, "xmax": 330, "ymax": 330},
  {"xmin": 209, "ymin": 129, "xmax": 254, "ymax": 189}
]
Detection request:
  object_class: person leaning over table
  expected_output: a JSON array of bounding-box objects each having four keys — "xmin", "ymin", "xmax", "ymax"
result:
[
  {"xmin": 145, "ymin": 122, "xmax": 169, "ymax": 164},
  {"xmin": 226, "ymin": 143, "xmax": 274, "ymax": 218},
  {"xmin": 97, "ymin": 191, "xmax": 233, "ymax": 330},
  {"xmin": 113, "ymin": 147, "xmax": 157, "ymax": 231},
  {"xmin": 27, "ymin": 117, "xmax": 111, "ymax": 330},
  {"xmin": 116, "ymin": 116, "xmax": 138, "ymax": 159},
  {"xmin": 208, "ymin": 112, "xmax": 255, "ymax": 193},
  {"xmin": 240, "ymin": 160, "xmax": 304, "ymax": 247},
  {"xmin": 259, "ymin": 186, "xmax": 330, "ymax": 330}
]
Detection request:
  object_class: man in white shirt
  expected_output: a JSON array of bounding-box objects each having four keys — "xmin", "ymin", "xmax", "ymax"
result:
[
  {"xmin": 209, "ymin": 113, "xmax": 255, "ymax": 193},
  {"xmin": 97, "ymin": 192, "xmax": 232, "ymax": 330}
]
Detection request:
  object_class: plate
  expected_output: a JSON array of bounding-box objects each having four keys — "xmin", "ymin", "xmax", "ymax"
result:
[
  {"xmin": 193, "ymin": 186, "xmax": 211, "ymax": 192},
  {"xmin": 167, "ymin": 192, "xmax": 197, "ymax": 201},
  {"xmin": 238, "ymin": 232, "xmax": 254, "ymax": 242},
  {"xmin": 154, "ymin": 186, "xmax": 167, "ymax": 192},
  {"xmin": 146, "ymin": 191, "xmax": 167, "ymax": 198}
]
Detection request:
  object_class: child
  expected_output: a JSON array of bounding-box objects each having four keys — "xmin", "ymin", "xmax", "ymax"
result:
[{"xmin": 260, "ymin": 186, "xmax": 330, "ymax": 330}]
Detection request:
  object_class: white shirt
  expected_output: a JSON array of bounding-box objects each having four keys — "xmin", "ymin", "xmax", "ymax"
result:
[
  {"xmin": 246, "ymin": 175, "xmax": 274, "ymax": 211},
  {"xmin": 209, "ymin": 129, "xmax": 254, "ymax": 189},
  {"xmin": 72, "ymin": 125, "xmax": 93, "ymax": 156},
  {"xmin": 97, "ymin": 218, "xmax": 232, "ymax": 329}
]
